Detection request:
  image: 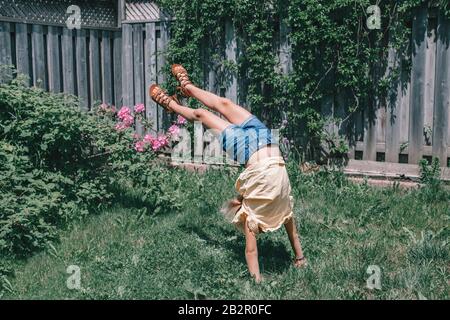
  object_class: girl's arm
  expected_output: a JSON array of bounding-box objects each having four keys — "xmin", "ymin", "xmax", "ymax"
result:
[{"xmin": 244, "ymin": 218, "xmax": 261, "ymax": 283}]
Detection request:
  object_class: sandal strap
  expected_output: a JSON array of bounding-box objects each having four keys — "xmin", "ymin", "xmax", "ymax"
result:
[
  {"xmin": 150, "ymin": 86, "xmax": 174, "ymax": 112},
  {"xmin": 295, "ymin": 256, "xmax": 306, "ymax": 262}
]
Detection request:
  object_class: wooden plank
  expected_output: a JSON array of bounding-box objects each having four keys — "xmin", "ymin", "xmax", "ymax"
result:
[
  {"xmin": 101, "ymin": 31, "xmax": 113, "ymax": 105},
  {"xmin": 385, "ymin": 42, "xmax": 402, "ymax": 163},
  {"xmin": 225, "ymin": 19, "xmax": 238, "ymax": 103},
  {"xmin": 122, "ymin": 24, "xmax": 134, "ymax": 109},
  {"xmin": 76, "ymin": 29, "xmax": 89, "ymax": 110},
  {"xmin": 47, "ymin": 26, "xmax": 61, "ymax": 93},
  {"xmin": 61, "ymin": 28, "xmax": 75, "ymax": 95},
  {"xmin": 31, "ymin": 24, "xmax": 46, "ymax": 89},
  {"xmin": 156, "ymin": 22, "xmax": 169, "ymax": 130},
  {"xmin": 113, "ymin": 31, "xmax": 122, "ymax": 107},
  {"xmin": 89, "ymin": 29, "xmax": 101, "ymax": 106},
  {"xmin": 363, "ymin": 100, "xmax": 377, "ymax": 161},
  {"xmin": 15, "ymin": 23, "xmax": 30, "ymax": 85},
  {"xmin": 432, "ymin": 12, "xmax": 450, "ymax": 167},
  {"xmin": 423, "ymin": 20, "xmax": 437, "ymax": 147},
  {"xmin": 408, "ymin": 4, "xmax": 428, "ymax": 164},
  {"xmin": 133, "ymin": 24, "xmax": 144, "ymax": 135},
  {"xmin": 145, "ymin": 22, "xmax": 158, "ymax": 131},
  {"xmin": 0, "ymin": 22, "xmax": 12, "ymax": 83},
  {"xmin": 279, "ymin": 16, "xmax": 292, "ymax": 75}
]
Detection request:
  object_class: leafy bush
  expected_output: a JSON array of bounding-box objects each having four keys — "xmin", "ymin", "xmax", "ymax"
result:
[
  {"xmin": 0, "ymin": 78, "xmax": 181, "ymax": 262},
  {"xmin": 419, "ymin": 158, "xmax": 447, "ymax": 202}
]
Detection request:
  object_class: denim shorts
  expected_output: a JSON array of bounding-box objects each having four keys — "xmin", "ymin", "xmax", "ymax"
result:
[{"xmin": 220, "ymin": 115, "xmax": 277, "ymax": 165}]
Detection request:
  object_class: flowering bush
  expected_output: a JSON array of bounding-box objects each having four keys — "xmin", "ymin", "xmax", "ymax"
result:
[
  {"xmin": 0, "ymin": 78, "xmax": 185, "ymax": 262},
  {"xmin": 99, "ymin": 103, "xmax": 188, "ymax": 155}
]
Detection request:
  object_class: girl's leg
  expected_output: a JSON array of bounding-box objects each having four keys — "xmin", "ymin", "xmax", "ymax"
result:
[
  {"xmin": 284, "ymin": 217, "xmax": 306, "ymax": 267},
  {"xmin": 243, "ymin": 216, "xmax": 262, "ymax": 283},
  {"xmin": 184, "ymin": 84, "xmax": 252, "ymax": 125},
  {"xmin": 168, "ymin": 99, "xmax": 230, "ymax": 132}
]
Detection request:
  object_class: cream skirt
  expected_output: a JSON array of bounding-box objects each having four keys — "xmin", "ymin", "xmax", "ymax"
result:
[{"xmin": 224, "ymin": 156, "xmax": 294, "ymax": 235}]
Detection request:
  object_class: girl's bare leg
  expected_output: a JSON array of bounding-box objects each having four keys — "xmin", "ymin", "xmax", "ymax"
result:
[
  {"xmin": 243, "ymin": 216, "xmax": 262, "ymax": 283},
  {"xmin": 184, "ymin": 84, "xmax": 252, "ymax": 125},
  {"xmin": 168, "ymin": 99, "xmax": 230, "ymax": 132},
  {"xmin": 284, "ymin": 217, "xmax": 307, "ymax": 267}
]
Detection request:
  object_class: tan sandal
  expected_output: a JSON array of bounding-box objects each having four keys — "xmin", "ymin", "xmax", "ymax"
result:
[
  {"xmin": 171, "ymin": 64, "xmax": 193, "ymax": 98},
  {"xmin": 149, "ymin": 84, "xmax": 178, "ymax": 113}
]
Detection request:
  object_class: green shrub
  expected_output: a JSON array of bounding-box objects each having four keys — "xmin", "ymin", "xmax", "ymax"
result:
[{"xmin": 0, "ymin": 78, "xmax": 181, "ymax": 262}]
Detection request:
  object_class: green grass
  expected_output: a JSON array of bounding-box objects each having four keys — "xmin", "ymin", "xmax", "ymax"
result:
[{"xmin": 2, "ymin": 167, "xmax": 449, "ymax": 300}]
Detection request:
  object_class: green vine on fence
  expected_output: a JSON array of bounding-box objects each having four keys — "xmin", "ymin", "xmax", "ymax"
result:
[{"xmin": 156, "ymin": 0, "xmax": 449, "ymax": 162}]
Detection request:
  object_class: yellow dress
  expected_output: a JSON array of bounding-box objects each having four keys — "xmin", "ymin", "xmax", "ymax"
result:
[{"xmin": 230, "ymin": 156, "xmax": 294, "ymax": 234}]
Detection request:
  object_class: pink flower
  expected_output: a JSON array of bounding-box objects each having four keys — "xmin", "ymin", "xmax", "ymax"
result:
[
  {"xmin": 134, "ymin": 103, "xmax": 145, "ymax": 114},
  {"xmin": 168, "ymin": 124, "xmax": 180, "ymax": 137},
  {"xmin": 115, "ymin": 122, "xmax": 128, "ymax": 132},
  {"xmin": 177, "ymin": 115, "xmax": 187, "ymax": 125},
  {"xmin": 99, "ymin": 103, "xmax": 109, "ymax": 111},
  {"xmin": 134, "ymin": 140, "xmax": 146, "ymax": 153},
  {"xmin": 151, "ymin": 135, "xmax": 169, "ymax": 151},
  {"xmin": 122, "ymin": 114, "xmax": 134, "ymax": 126},
  {"xmin": 133, "ymin": 133, "xmax": 140, "ymax": 140},
  {"xmin": 151, "ymin": 139, "xmax": 162, "ymax": 151},
  {"xmin": 144, "ymin": 134, "xmax": 156, "ymax": 144},
  {"xmin": 118, "ymin": 106, "xmax": 131, "ymax": 121},
  {"xmin": 158, "ymin": 135, "xmax": 169, "ymax": 146}
]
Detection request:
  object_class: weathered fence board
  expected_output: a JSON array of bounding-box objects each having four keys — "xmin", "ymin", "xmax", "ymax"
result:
[
  {"xmin": 0, "ymin": 22, "xmax": 12, "ymax": 83},
  {"xmin": 47, "ymin": 26, "xmax": 61, "ymax": 93},
  {"xmin": 31, "ymin": 24, "xmax": 46, "ymax": 89},
  {"xmin": 89, "ymin": 29, "xmax": 102, "ymax": 105},
  {"xmin": 121, "ymin": 23, "xmax": 134, "ymax": 108},
  {"xmin": 133, "ymin": 24, "xmax": 144, "ymax": 135},
  {"xmin": 145, "ymin": 22, "xmax": 158, "ymax": 131},
  {"xmin": 157, "ymin": 21, "xmax": 169, "ymax": 130},
  {"xmin": 408, "ymin": 4, "xmax": 428, "ymax": 164},
  {"xmin": 225, "ymin": 20, "xmax": 238, "ymax": 104},
  {"xmin": 113, "ymin": 31, "xmax": 123, "ymax": 107},
  {"xmin": 62, "ymin": 28, "xmax": 75, "ymax": 95},
  {"xmin": 101, "ymin": 31, "xmax": 113, "ymax": 105},
  {"xmin": 76, "ymin": 29, "xmax": 89, "ymax": 110},
  {"xmin": 432, "ymin": 12, "xmax": 450, "ymax": 166},
  {"xmin": 385, "ymin": 43, "xmax": 401, "ymax": 163},
  {"xmin": 15, "ymin": 23, "xmax": 30, "ymax": 85}
]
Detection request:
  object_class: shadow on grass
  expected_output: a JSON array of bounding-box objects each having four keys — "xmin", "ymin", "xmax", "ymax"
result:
[{"xmin": 178, "ymin": 224, "xmax": 292, "ymax": 274}]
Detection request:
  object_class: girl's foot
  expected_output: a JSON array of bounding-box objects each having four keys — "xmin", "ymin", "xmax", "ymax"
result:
[
  {"xmin": 171, "ymin": 64, "xmax": 193, "ymax": 97},
  {"xmin": 149, "ymin": 84, "xmax": 178, "ymax": 113},
  {"xmin": 294, "ymin": 256, "xmax": 307, "ymax": 268}
]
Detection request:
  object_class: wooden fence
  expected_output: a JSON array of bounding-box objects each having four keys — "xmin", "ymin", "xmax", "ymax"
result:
[
  {"xmin": 0, "ymin": 20, "xmax": 170, "ymax": 132},
  {"xmin": 0, "ymin": 3, "xmax": 449, "ymax": 167}
]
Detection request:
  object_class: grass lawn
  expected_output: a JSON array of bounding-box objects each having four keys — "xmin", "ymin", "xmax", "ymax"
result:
[{"xmin": 2, "ymin": 167, "xmax": 449, "ymax": 300}]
